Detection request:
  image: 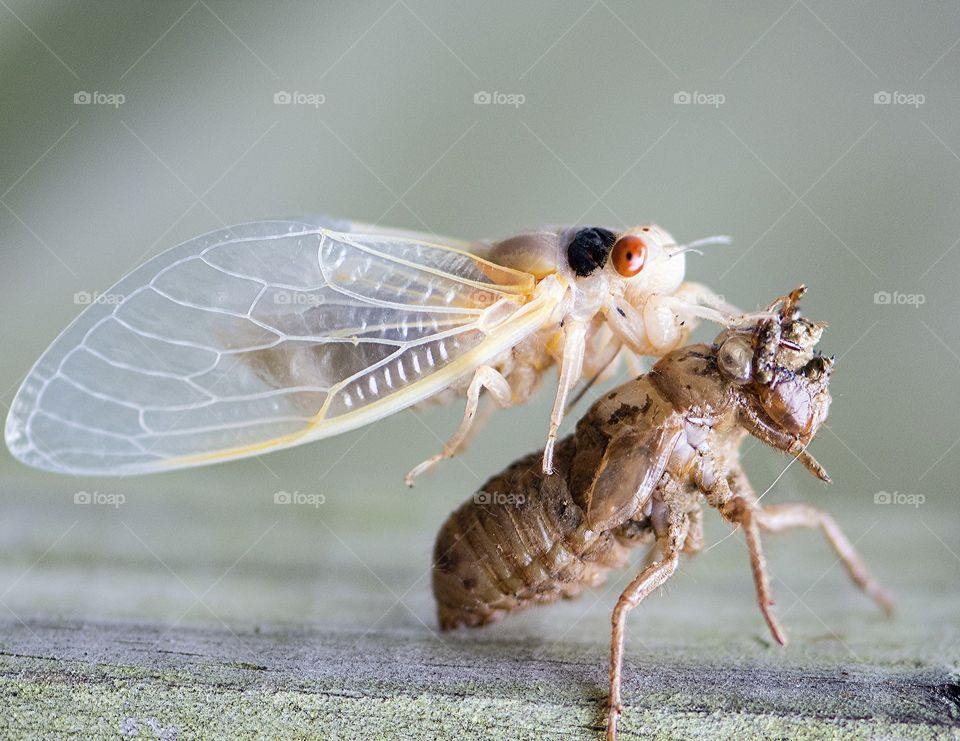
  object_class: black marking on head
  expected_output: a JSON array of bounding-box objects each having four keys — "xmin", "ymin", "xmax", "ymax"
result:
[{"xmin": 567, "ymin": 227, "xmax": 617, "ymax": 277}]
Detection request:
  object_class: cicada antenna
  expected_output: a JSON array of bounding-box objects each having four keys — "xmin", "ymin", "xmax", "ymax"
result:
[
  {"xmin": 682, "ymin": 235, "xmax": 732, "ymax": 250},
  {"xmin": 667, "ymin": 246, "xmax": 705, "ymax": 259},
  {"xmin": 668, "ymin": 234, "xmax": 732, "ymax": 260}
]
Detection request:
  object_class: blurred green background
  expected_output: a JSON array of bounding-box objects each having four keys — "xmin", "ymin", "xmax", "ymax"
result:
[{"xmin": 0, "ymin": 1, "xmax": 956, "ymax": 645}]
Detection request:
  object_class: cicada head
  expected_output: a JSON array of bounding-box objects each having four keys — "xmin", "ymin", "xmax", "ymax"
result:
[
  {"xmin": 615, "ymin": 225, "xmax": 686, "ymax": 303},
  {"xmin": 753, "ymin": 354, "xmax": 834, "ymax": 441},
  {"xmin": 714, "ymin": 287, "xmax": 835, "ymax": 474}
]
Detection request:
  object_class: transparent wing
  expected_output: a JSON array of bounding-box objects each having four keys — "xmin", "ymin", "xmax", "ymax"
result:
[{"xmin": 5, "ymin": 220, "xmax": 554, "ymax": 476}]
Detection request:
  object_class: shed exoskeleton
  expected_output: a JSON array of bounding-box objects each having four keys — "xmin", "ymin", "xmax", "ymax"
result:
[{"xmin": 432, "ymin": 286, "xmax": 893, "ymax": 740}]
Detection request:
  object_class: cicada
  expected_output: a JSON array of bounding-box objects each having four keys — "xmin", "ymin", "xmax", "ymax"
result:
[
  {"xmin": 432, "ymin": 287, "xmax": 893, "ymax": 740},
  {"xmin": 4, "ymin": 216, "xmax": 736, "ymax": 478}
]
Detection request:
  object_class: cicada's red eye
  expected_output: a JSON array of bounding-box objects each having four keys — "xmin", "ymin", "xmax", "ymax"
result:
[{"xmin": 611, "ymin": 235, "xmax": 647, "ymax": 277}]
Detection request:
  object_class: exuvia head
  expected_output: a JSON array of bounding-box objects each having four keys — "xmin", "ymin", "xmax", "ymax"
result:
[
  {"xmin": 714, "ymin": 286, "xmax": 834, "ymax": 480},
  {"xmin": 755, "ymin": 354, "xmax": 833, "ymax": 438},
  {"xmin": 718, "ymin": 333, "xmax": 834, "ymax": 479}
]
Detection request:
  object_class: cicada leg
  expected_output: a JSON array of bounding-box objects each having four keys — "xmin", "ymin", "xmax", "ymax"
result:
[
  {"xmin": 702, "ymin": 463, "xmax": 788, "ymax": 645},
  {"xmin": 543, "ymin": 319, "xmax": 587, "ymax": 474},
  {"xmin": 405, "ymin": 365, "xmax": 512, "ymax": 487},
  {"xmin": 682, "ymin": 506, "xmax": 704, "ymax": 555},
  {"xmin": 674, "ymin": 280, "xmax": 742, "ymax": 318},
  {"xmin": 671, "ymin": 283, "xmax": 776, "ymax": 333},
  {"xmin": 653, "ymin": 294, "xmax": 733, "ymax": 326},
  {"xmin": 738, "ymin": 405, "xmax": 831, "ymax": 482},
  {"xmin": 754, "ymin": 503, "xmax": 895, "ymax": 614},
  {"xmin": 607, "ymin": 495, "xmax": 689, "ymax": 741},
  {"xmin": 606, "ymin": 291, "xmax": 729, "ymax": 360},
  {"xmin": 724, "ymin": 494, "xmax": 789, "ymax": 646},
  {"xmin": 564, "ymin": 338, "xmax": 623, "ymax": 416},
  {"xmin": 607, "ymin": 548, "xmax": 680, "ymax": 741}
]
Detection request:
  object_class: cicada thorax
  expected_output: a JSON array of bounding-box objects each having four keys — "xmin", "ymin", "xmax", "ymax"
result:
[
  {"xmin": 474, "ymin": 225, "xmax": 645, "ymax": 384},
  {"xmin": 486, "ymin": 224, "xmax": 628, "ymax": 283},
  {"xmin": 483, "ymin": 228, "xmax": 568, "ymax": 279},
  {"xmin": 413, "ymin": 226, "xmax": 630, "ymax": 411}
]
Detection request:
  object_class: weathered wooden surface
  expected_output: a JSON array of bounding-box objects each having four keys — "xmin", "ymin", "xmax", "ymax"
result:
[{"xmin": 1, "ymin": 617, "xmax": 958, "ymax": 740}]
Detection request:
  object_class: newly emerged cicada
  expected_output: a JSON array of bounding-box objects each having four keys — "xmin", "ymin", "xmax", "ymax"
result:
[
  {"xmin": 432, "ymin": 287, "xmax": 893, "ymax": 740},
  {"xmin": 5, "ymin": 216, "xmax": 737, "ymax": 479}
]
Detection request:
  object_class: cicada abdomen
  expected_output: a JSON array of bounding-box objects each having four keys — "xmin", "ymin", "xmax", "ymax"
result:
[
  {"xmin": 432, "ymin": 439, "xmax": 644, "ymax": 629},
  {"xmin": 432, "ymin": 374, "xmax": 675, "ymax": 629}
]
